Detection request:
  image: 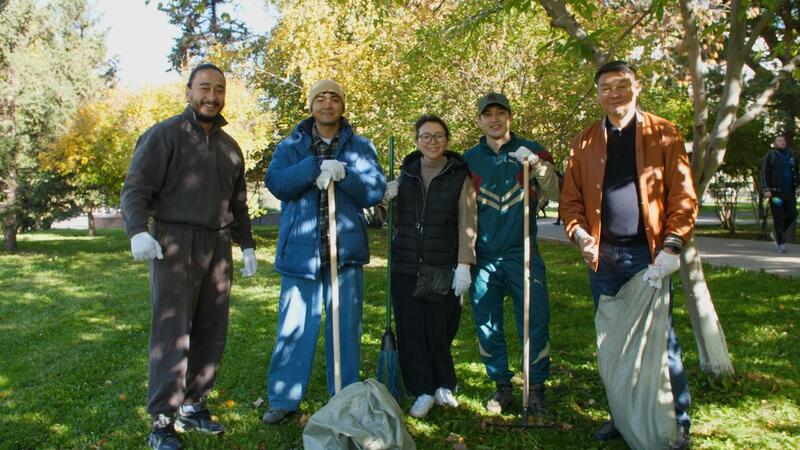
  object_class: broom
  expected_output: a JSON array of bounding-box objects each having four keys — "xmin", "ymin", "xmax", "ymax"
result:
[{"xmin": 376, "ymin": 136, "xmax": 405, "ymax": 402}]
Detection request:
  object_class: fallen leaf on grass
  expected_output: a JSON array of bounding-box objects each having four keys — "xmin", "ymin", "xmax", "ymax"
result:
[
  {"xmin": 252, "ymin": 397, "xmax": 265, "ymax": 408},
  {"xmin": 298, "ymin": 413, "xmax": 311, "ymax": 427},
  {"xmin": 118, "ymin": 393, "xmax": 126, "ymax": 401},
  {"xmin": 226, "ymin": 399, "xmax": 235, "ymax": 408},
  {"xmin": 559, "ymin": 422, "xmax": 573, "ymax": 431},
  {"xmin": 446, "ymin": 432, "xmax": 464, "ymax": 443}
]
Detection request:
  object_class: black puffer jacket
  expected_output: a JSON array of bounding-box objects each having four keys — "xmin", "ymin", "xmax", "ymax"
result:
[{"xmin": 392, "ymin": 151, "xmax": 469, "ymax": 275}]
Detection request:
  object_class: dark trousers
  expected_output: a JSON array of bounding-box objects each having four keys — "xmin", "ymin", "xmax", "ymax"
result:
[
  {"xmin": 770, "ymin": 193, "xmax": 797, "ymax": 245},
  {"xmin": 588, "ymin": 243, "xmax": 691, "ymax": 425},
  {"xmin": 147, "ymin": 222, "xmax": 233, "ymax": 416},
  {"xmin": 391, "ymin": 272, "xmax": 461, "ymax": 396}
]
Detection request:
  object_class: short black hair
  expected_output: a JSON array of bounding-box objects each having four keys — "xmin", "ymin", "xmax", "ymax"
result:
[
  {"xmin": 414, "ymin": 114, "xmax": 450, "ymax": 139},
  {"xmin": 187, "ymin": 63, "xmax": 225, "ymax": 87},
  {"xmin": 594, "ymin": 60, "xmax": 637, "ymax": 84}
]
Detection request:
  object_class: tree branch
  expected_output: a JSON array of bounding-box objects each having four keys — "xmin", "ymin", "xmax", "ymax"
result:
[
  {"xmin": 742, "ymin": 0, "xmax": 785, "ymax": 58},
  {"xmin": 536, "ymin": 0, "xmax": 606, "ymax": 67},
  {"xmin": 732, "ymin": 53, "xmax": 800, "ymax": 132},
  {"xmin": 604, "ymin": 7, "xmax": 655, "ymax": 60},
  {"xmin": 679, "ymin": 0, "xmax": 709, "ymax": 180}
]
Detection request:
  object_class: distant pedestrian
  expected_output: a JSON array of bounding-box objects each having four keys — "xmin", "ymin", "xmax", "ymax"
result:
[{"xmin": 760, "ymin": 134, "xmax": 798, "ymax": 253}]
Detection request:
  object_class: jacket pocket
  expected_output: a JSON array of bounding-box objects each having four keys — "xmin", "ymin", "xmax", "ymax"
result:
[{"xmin": 277, "ymin": 207, "xmax": 296, "ymax": 257}]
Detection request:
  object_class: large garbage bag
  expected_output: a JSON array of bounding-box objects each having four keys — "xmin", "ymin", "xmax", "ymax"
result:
[
  {"xmin": 595, "ymin": 269, "xmax": 676, "ymax": 450},
  {"xmin": 302, "ymin": 378, "xmax": 416, "ymax": 450}
]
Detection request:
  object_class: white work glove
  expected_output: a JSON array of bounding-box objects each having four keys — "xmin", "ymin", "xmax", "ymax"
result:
[
  {"xmin": 315, "ymin": 171, "xmax": 332, "ymax": 190},
  {"xmin": 573, "ymin": 227, "xmax": 598, "ymax": 265},
  {"xmin": 320, "ymin": 160, "xmax": 347, "ymax": 182},
  {"xmin": 452, "ymin": 263, "xmax": 472, "ymax": 297},
  {"xmin": 130, "ymin": 232, "xmax": 163, "ymax": 261},
  {"xmin": 383, "ymin": 180, "xmax": 399, "ymax": 202},
  {"xmin": 241, "ymin": 248, "xmax": 257, "ymax": 277},
  {"xmin": 509, "ymin": 146, "xmax": 540, "ymax": 165},
  {"xmin": 643, "ymin": 251, "xmax": 681, "ymax": 289}
]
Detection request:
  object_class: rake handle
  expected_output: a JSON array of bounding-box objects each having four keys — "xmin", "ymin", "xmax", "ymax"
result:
[
  {"xmin": 328, "ymin": 182, "xmax": 342, "ymax": 394},
  {"xmin": 523, "ymin": 160, "xmax": 530, "ymax": 412}
]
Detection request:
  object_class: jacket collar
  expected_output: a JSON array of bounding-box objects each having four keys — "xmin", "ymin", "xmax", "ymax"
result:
[
  {"xmin": 401, "ymin": 150, "xmax": 465, "ymax": 176},
  {"xmin": 182, "ymin": 106, "xmax": 227, "ymax": 134},
  {"xmin": 298, "ymin": 116, "xmax": 353, "ymax": 145},
  {"xmin": 602, "ymin": 109, "xmax": 644, "ymax": 130},
  {"xmin": 478, "ymin": 132, "xmax": 519, "ymax": 154}
]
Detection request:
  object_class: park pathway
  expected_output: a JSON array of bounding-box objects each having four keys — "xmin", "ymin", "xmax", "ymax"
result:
[
  {"xmin": 537, "ymin": 217, "xmax": 800, "ymax": 278},
  {"xmin": 53, "ymin": 212, "xmax": 800, "ymax": 278}
]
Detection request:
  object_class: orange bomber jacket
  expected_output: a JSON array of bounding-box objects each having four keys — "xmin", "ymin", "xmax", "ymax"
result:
[{"xmin": 559, "ymin": 111, "xmax": 698, "ymax": 271}]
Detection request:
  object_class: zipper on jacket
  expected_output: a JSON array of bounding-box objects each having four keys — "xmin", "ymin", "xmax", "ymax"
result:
[{"xmin": 405, "ymin": 159, "xmax": 454, "ymax": 271}]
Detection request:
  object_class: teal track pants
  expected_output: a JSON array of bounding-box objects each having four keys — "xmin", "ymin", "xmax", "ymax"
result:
[{"xmin": 470, "ymin": 255, "xmax": 550, "ymax": 384}]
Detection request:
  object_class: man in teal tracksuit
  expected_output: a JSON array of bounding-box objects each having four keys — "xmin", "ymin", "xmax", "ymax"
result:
[{"xmin": 463, "ymin": 92, "xmax": 559, "ymax": 415}]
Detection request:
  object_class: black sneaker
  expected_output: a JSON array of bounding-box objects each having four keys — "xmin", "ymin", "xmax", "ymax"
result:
[
  {"xmin": 671, "ymin": 422, "xmax": 691, "ymax": 449},
  {"xmin": 175, "ymin": 407, "xmax": 224, "ymax": 435},
  {"xmin": 486, "ymin": 382, "xmax": 514, "ymax": 414},
  {"xmin": 149, "ymin": 415, "xmax": 182, "ymax": 450},
  {"xmin": 593, "ymin": 419, "xmax": 621, "ymax": 441},
  {"xmin": 527, "ymin": 383, "xmax": 547, "ymax": 415}
]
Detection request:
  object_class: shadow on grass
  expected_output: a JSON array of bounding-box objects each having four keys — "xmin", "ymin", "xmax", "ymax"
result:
[{"xmin": 0, "ymin": 226, "xmax": 798, "ymax": 448}]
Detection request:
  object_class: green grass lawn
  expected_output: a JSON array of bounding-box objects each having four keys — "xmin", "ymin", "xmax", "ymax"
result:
[{"xmin": 1, "ymin": 227, "xmax": 798, "ymax": 449}]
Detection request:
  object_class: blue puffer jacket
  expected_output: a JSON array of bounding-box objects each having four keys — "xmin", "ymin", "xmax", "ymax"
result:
[{"xmin": 265, "ymin": 117, "xmax": 386, "ymax": 280}]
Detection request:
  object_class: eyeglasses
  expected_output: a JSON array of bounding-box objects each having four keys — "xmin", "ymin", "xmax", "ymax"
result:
[{"xmin": 418, "ymin": 133, "xmax": 447, "ymax": 144}]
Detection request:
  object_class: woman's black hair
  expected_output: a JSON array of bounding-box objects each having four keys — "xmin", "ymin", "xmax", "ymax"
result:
[{"xmin": 414, "ymin": 114, "xmax": 450, "ymax": 139}]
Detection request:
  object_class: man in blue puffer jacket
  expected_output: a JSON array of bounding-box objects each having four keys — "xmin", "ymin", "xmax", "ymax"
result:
[{"xmin": 261, "ymin": 80, "xmax": 386, "ymax": 424}]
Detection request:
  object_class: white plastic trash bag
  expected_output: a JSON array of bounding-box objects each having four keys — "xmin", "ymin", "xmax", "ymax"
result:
[
  {"xmin": 302, "ymin": 378, "xmax": 416, "ymax": 450},
  {"xmin": 595, "ymin": 268, "xmax": 676, "ymax": 450}
]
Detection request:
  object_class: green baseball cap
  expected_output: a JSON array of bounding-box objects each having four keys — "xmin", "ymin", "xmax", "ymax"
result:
[{"xmin": 477, "ymin": 92, "xmax": 511, "ymax": 115}]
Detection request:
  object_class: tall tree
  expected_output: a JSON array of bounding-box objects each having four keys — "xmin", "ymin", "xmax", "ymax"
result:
[
  {"xmin": 0, "ymin": 0, "xmax": 110, "ymax": 250},
  {"xmin": 150, "ymin": 0, "xmax": 249, "ymax": 72},
  {"xmin": 525, "ymin": 0, "xmax": 798, "ymax": 377}
]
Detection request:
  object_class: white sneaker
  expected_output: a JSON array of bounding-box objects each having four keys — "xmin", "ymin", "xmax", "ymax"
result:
[
  {"xmin": 409, "ymin": 394, "xmax": 435, "ymax": 418},
  {"xmin": 434, "ymin": 387, "xmax": 459, "ymax": 407}
]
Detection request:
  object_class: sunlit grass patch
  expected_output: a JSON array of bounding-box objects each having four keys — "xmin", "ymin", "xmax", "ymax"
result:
[{"xmin": 0, "ymin": 226, "xmax": 798, "ymax": 448}]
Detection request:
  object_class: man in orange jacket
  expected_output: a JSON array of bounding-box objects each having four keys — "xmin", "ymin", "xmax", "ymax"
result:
[{"xmin": 560, "ymin": 61, "xmax": 697, "ymax": 449}]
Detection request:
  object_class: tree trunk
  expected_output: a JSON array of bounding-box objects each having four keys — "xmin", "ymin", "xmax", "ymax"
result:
[
  {"xmin": 677, "ymin": 0, "xmax": 736, "ymax": 378},
  {"xmin": 3, "ymin": 221, "xmax": 17, "ymax": 251},
  {"xmin": 679, "ymin": 237, "xmax": 735, "ymax": 377},
  {"xmin": 87, "ymin": 209, "xmax": 96, "ymax": 237},
  {"xmin": 1, "ymin": 163, "xmax": 19, "ymax": 252}
]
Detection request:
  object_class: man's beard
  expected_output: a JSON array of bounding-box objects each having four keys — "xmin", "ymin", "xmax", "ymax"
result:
[
  {"xmin": 191, "ymin": 102, "xmax": 223, "ymax": 123},
  {"xmin": 195, "ymin": 111, "xmax": 219, "ymax": 123}
]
